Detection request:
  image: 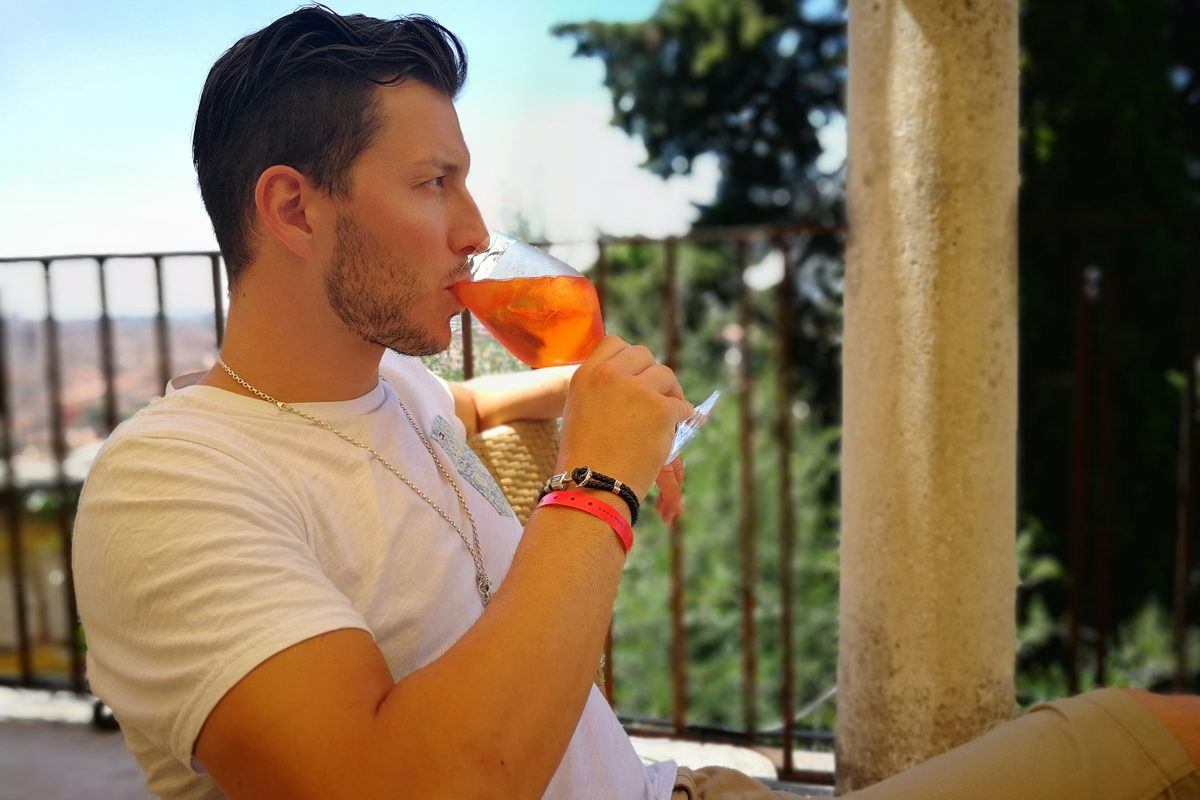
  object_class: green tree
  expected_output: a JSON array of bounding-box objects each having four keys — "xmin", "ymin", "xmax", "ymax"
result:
[
  {"xmin": 558, "ymin": 0, "xmax": 1200, "ymax": 717},
  {"xmin": 554, "ymin": 0, "xmax": 848, "ymax": 424},
  {"xmin": 1017, "ymin": 0, "xmax": 1200, "ymax": 696},
  {"xmin": 554, "ymin": 0, "xmax": 844, "ymax": 228},
  {"xmin": 599, "ymin": 241, "xmax": 842, "ymax": 734}
]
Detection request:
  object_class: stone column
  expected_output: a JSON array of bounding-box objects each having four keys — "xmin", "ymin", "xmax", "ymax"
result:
[{"xmin": 837, "ymin": 0, "xmax": 1019, "ymax": 792}]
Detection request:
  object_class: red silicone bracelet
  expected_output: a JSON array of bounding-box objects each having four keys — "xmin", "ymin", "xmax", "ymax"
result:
[{"xmin": 536, "ymin": 490, "xmax": 634, "ymax": 553}]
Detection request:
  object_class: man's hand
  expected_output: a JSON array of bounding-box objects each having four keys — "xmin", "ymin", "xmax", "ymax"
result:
[
  {"xmin": 558, "ymin": 336, "xmax": 693, "ymax": 502},
  {"xmin": 655, "ymin": 458, "xmax": 685, "ymax": 524}
]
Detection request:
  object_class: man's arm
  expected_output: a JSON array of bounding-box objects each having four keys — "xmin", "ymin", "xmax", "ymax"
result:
[
  {"xmin": 196, "ymin": 512, "xmax": 626, "ymax": 799},
  {"xmin": 448, "ymin": 365, "xmax": 575, "ymax": 437},
  {"xmin": 194, "ymin": 337, "xmax": 691, "ymax": 799},
  {"xmin": 449, "ymin": 364, "xmax": 686, "ymax": 523}
]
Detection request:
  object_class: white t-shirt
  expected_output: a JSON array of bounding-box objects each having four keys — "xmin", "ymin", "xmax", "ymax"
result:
[{"xmin": 73, "ymin": 352, "xmax": 676, "ymax": 799}]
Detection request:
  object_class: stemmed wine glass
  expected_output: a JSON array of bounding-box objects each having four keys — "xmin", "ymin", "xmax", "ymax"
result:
[{"xmin": 452, "ymin": 232, "xmax": 719, "ymax": 464}]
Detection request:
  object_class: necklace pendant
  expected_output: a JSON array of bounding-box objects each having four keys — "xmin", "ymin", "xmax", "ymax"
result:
[{"xmin": 479, "ymin": 577, "xmax": 492, "ymax": 607}]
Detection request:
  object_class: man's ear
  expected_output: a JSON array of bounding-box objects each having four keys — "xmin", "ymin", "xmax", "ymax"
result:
[{"xmin": 253, "ymin": 165, "xmax": 329, "ymax": 261}]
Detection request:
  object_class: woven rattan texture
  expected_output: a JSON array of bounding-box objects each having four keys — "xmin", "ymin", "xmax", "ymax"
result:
[{"xmin": 468, "ymin": 419, "xmax": 561, "ymax": 525}]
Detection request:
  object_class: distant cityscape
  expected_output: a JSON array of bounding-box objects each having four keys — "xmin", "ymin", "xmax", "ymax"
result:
[
  {"xmin": 0, "ymin": 313, "xmax": 499, "ymax": 488},
  {"xmin": 1, "ymin": 315, "xmax": 218, "ymax": 486}
]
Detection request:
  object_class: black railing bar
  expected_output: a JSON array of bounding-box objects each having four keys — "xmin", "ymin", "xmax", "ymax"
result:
[
  {"xmin": 96, "ymin": 258, "xmax": 119, "ymax": 434},
  {"xmin": 152, "ymin": 256, "xmax": 172, "ymax": 392},
  {"xmin": 42, "ymin": 260, "xmax": 85, "ymax": 692},
  {"xmin": 0, "ymin": 250, "xmax": 220, "ymax": 266},
  {"xmin": 210, "ymin": 254, "xmax": 226, "ymax": 349},
  {"xmin": 0, "ymin": 302, "xmax": 34, "ymax": 684}
]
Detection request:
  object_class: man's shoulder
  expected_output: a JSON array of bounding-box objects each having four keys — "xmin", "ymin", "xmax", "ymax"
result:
[{"xmin": 92, "ymin": 388, "xmax": 272, "ymax": 475}]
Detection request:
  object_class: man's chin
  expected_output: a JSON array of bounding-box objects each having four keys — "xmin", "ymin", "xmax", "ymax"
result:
[{"xmin": 377, "ymin": 328, "xmax": 452, "ymax": 358}]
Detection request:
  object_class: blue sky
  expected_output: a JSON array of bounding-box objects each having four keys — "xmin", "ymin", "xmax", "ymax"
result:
[{"xmin": 1, "ymin": 0, "xmax": 724, "ymax": 317}]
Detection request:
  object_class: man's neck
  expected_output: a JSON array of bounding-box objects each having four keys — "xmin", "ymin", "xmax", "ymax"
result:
[{"xmin": 200, "ymin": 269, "xmax": 385, "ymax": 403}]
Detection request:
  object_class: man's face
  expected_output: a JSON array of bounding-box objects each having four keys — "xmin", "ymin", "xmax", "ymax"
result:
[{"xmin": 324, "ymin": 81, "xmax": 486, "ymax": 356}]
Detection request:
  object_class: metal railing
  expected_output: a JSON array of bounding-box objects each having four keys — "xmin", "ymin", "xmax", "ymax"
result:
[
  {"xmin": 0, "ymin": 229, "xmax": 840, "ymax": 783},
  {"xmin": 5, "ymin": 225, "xmax": 1198, "ymax": 783}
]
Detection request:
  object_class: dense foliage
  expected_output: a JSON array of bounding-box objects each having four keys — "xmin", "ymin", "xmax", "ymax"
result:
[
  {"xmin": 555, "ymin": 0, "xmax": 848, "ymax": 425},
  {"xmin": 1015, "ymin": 0, "xmax": 1199, "ymax": 696},
  {"xmin": 547, "ymin": 0, "xmax": 1200, "ymax": 734}
]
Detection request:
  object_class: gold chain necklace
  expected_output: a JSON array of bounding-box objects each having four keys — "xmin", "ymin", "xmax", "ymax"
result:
[{"xmin": 216, "ymin": 357, "xmax": 492, "ymax": 607}]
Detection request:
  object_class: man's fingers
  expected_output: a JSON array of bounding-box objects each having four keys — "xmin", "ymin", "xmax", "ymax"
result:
[
  {"xmin": 654, "ymin": 461, "xmax": 685, "ymax": 524},
  {"xmin": 629, "ymin": 364, "xmax": 688, "ymax": 403},
  {"xmin": 604, "ymin": 343, "xmax": 658, "ymax": 375},
  {"xmin": 669, "ymin": 396, "xmax": 695, "ymax": 424},
  {"xmin": 666, "ymin": 456, "xmax": 685, "ymax": 484},
  {"xmin": 579, "ymin": 335, "xmax": 631, "ymax": 369}
]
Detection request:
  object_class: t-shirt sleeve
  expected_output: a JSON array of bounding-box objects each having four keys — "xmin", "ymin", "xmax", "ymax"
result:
[{"xmin": 73, "ymin": 433, "xmax": 371, "ymax": 770}]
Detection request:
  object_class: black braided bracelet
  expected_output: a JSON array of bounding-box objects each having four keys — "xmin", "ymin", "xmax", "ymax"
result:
[{"xmin": 539, "ymin": 466, "xmax": 640, "ymax": 526}]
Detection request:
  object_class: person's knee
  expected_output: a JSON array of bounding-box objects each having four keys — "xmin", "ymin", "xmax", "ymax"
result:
[{"xmin": 1122, "ymin": 688, "xmax": 1200, "ymax": 766}]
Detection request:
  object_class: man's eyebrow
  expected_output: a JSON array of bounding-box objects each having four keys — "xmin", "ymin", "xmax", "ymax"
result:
[{"xmin": 414, "ymin": 157, "xmax": 465, "ymax": 174}]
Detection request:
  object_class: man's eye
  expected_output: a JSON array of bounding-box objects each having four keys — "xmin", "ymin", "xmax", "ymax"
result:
[{"xmin": 427, "ymin": 176, "xmax": 445, "ymax": 187}]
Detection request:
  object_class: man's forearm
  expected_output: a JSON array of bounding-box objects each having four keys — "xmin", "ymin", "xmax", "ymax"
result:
[
  {"xmin": 370, "ymin": 504, "xmax": 627, "ymax": 798},
  {"xmin": 452, "ymin": 366, "xmax": 576, "ymax": 435},
  {"xmin": 197, "ymin": 510, "xmax": 627, "ymax": 800}
]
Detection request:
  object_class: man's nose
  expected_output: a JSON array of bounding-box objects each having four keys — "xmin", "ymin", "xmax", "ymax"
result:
[{"xmin": 454, "ymin": 190, "xmax": 488, "ymax": 258}]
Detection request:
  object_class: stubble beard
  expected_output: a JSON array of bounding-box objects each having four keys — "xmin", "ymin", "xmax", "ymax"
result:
[{"xmin": 324, "ymin": 213, "xmax": 447, "ymax": 357}]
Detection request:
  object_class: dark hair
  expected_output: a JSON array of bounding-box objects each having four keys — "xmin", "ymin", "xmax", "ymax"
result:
[{"xmin": 192, "ymin": 5, "xmax": 467, "ymax": 282}]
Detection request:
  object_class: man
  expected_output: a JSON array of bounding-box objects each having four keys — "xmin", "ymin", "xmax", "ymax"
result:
[
  {"xmin": 74, "ymin": 6, "xmax": 1199, "ymax": 800},
  {"xmin": 76, "ymin": 7, "xmax": 688, "ymax": 798}
]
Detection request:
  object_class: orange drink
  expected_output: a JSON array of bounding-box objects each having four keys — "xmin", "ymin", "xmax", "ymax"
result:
[{"xmin": 452, "ymin": 275, "xmax": 604, "ymax": 368}]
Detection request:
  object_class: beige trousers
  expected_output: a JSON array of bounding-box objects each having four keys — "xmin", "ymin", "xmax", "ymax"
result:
[{"xmin": 673, "ymin": 689, "xmax": 1200, "ymax": 800}]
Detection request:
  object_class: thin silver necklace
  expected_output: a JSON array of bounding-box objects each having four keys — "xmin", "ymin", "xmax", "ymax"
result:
[{"xmin": 216, "ymin": 357, "xmax": 492, "ymax": 607}]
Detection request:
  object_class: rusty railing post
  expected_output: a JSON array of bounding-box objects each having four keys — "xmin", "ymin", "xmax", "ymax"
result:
[
  {"xmin": 776, "ymin": 240, "xmax": 798, "ymax": 774},
  {"xmin": 663, "ymin": 236, "xmax": 688, "ymax": 732},
  {"xmin": 735, "ymin": 239, "xmax": 759, "ymax": 739}
]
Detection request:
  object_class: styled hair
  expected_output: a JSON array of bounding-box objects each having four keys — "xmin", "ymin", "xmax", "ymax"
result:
[{"xmin": 192, "ymin": 5, "xmax": 467, "ymax": 282}]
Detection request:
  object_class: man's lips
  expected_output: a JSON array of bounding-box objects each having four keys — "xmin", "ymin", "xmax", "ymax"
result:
[{"xmin": 443, "ymin": 273, "xmax": 470, "ymax": 292}]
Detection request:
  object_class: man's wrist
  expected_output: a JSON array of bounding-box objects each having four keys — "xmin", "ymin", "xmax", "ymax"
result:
[
  {"xmin": 571, "ymin": 486, "xmax": 633, "ymax": 525},
  {"xmin": 540, "ymin": 466, "xmax": 640, "ymax": 525},
  {"xmin": 536, "ymin": 490, "xmax": 634, "ymax": 552}
]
